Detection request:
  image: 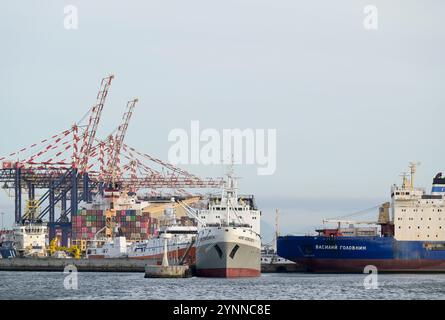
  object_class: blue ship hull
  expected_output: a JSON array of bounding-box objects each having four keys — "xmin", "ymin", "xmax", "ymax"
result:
[{"xmin": 277, "ymin": 236, "xmax": 445, "ymax": 273}]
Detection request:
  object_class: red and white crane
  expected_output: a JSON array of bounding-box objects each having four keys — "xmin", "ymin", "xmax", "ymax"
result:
[
  {"xmin": 78, "ymin": 75, "xmax": 114, "ymax": 173},
  {"xmin": 106, "ymin": 98, "xmax": 138, "ymax": 184}
]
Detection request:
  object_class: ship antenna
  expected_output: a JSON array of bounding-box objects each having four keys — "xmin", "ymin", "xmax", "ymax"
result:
[{"xmin": 400, "ymin": 172, "xmax": 408, "ymax": 189}]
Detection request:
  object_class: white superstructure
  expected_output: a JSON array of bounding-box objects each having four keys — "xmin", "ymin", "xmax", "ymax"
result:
[
  {"xmin": 195, "ymin": 167, "xmax": 262, "ymax": 277},
  {"xmin": 86, "ymin": 235, "xmax": 128, "ymax": 259},
  {"xmin": 13, "ymin": 222, "xmax": 47, "ymax": 257},
  {"xmin": 80, "ymin": 189, "xmax": 150, "ymax": 212},
  {"xmin": 392, "ymin": 163, "xmax": 445, "ymax": 241}
]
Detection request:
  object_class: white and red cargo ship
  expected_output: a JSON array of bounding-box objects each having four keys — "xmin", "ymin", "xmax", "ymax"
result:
[{"xmin": 127, "ymin": 225, "xmax": 197, "ymax": 265}]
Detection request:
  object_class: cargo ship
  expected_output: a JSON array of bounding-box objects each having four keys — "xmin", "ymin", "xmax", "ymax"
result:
[
  {"xmin": 84, "ymin": 191, "xmax": 198, "ymax": 264},
  {"xmin": 195, "ymin": 169, "xmax": 261, "ymax": 277},
  {"xmin": 278, "ymin": 163, "xmax": 445, "ymax": 273},
  {"xmin": 128, "ymin": 225, "xmax": 197, "ymax": 265}
]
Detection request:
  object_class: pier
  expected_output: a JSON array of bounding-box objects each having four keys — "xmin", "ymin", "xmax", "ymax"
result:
[{"xmin": 0, "ymin": 258, "xmax": 148, "ymax": 272}]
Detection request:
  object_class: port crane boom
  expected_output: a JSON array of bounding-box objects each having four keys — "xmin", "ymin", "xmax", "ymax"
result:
[
  {"xmin": 79, "ymin": 75, "xmax": 114, "ymax": 173},
  {"xmin": 108, "ymin": 98, "xmax": 138, "ymax": 183}
]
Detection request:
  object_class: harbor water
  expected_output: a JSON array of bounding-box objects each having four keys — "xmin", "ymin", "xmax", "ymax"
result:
[{"xmin": 1, "ymin": 272, "xmax": 445, "ymax": 300}]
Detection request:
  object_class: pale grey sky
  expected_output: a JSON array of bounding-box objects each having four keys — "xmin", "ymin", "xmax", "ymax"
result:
[{"xmin": 0, "ymin": 1, "xmax": 444, "ymax": 236}]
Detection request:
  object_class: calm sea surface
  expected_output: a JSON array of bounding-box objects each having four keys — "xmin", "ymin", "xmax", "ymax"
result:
[{"xmin": 1, "ymin": 272, "xmax": 445, "ymax": 300}]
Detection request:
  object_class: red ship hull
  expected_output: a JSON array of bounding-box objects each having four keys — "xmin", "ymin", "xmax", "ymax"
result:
[
  {"xmin": 296, "ymin": 258, "xmax": 445, "ymax": 273},
  {"xmin": 196, "ymin": 268, "xmax": 261, "ymax": 278},
  {"xmin": 130, "ymin": 247, "xmax": 196, "ymax": 265}
]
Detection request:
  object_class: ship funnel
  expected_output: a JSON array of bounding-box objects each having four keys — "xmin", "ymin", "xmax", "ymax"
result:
[{"xmin": 432, "ymin": 172, "xmax": 445, "ymax": 195}]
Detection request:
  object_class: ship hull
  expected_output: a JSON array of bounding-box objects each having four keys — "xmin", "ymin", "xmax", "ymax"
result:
[
  {"xmin": 293, "ymin": 258, "xmax": 445, "ymax": 273},
  {"xmin": 0, "ymin": 248, "xmax": 16, "ymax": 259},
  {"xmin": 196, "ymin": 227, "xmax": 261, "ymax": 278},
  {"xmin": 197, "ymin": 267, "xmax": 261, "ymax": 277},
  {"xmin": 129, "ymin": 247, "xmax": 196, "ymax": 265},
  {"xmin": 278, "ymin": 235, "xmax": 445, "ymax": 273}
]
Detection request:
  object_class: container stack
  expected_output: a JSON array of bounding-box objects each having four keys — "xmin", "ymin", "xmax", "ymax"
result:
[
  {"xmin": 115, "ymin": 209, "xmax": 155, "ymax": 240},
  {"xmin": 72, "ymin": 209, "xmax": 159, "ymax": 240},
  {"xmin": 72, "ymin": 210, "xmax": 106, "ymax": 240}
]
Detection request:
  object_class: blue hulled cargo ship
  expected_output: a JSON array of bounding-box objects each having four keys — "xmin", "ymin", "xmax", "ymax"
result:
[{"xmin": 278, "ymin": 164, "xmax": 445, "ymax": 273}]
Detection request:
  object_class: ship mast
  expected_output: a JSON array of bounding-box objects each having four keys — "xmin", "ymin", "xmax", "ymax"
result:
[
  {"xmin": 409, "ymin": 162, "xmax": 420, "ymax": 190},
  {"xmin": 273, "ymin": 208, "xmax": 279, "ymax": 252},
  {"xmin": 223, "ymin": 155, "xmax": 238, "ymax": 227}
]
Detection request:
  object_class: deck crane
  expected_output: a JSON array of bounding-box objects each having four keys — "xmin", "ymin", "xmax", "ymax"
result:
[{"xmin": 78, "ymin": 75, "xmax": 114, "ymax": 173}]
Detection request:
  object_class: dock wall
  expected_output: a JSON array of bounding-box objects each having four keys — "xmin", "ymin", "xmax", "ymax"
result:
[{"xmin": 0, "ymin": 258, "xmax": 148, "ymax": 272}]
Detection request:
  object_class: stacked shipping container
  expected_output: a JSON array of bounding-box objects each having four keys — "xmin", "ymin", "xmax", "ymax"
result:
[{"xmin": 72, "ymin": 209, "xmax": 158, "ymax": 240}]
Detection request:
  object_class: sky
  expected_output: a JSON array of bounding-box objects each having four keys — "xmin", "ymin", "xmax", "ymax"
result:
[{"xmin": 0, "ymin": 1, "xmax": 444, "ymax": 238}]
